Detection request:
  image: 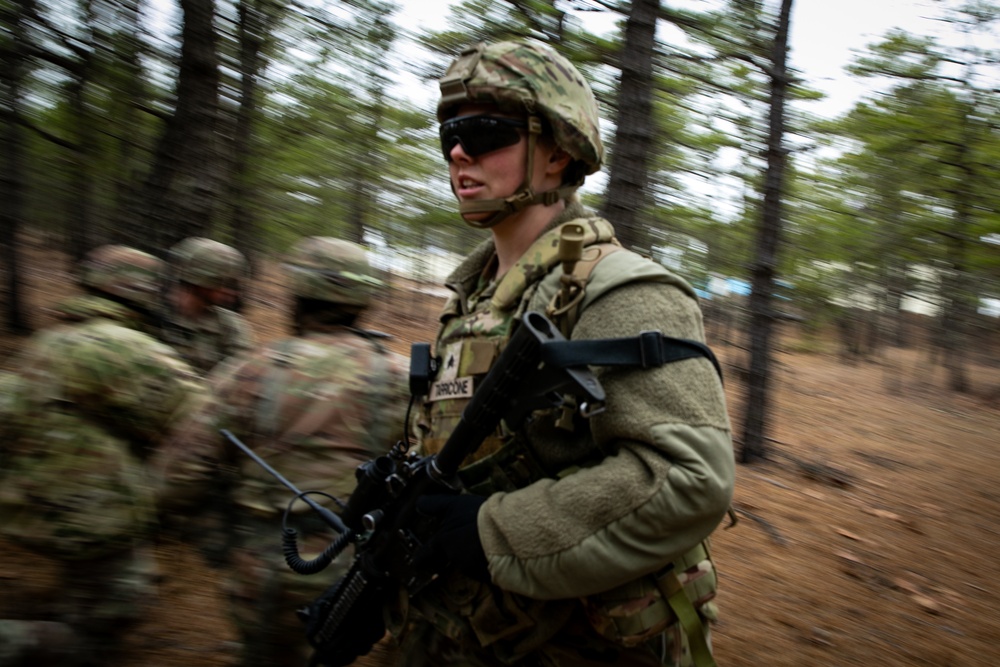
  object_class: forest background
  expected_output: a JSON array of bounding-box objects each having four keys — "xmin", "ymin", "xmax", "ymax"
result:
[
  {"xmin": 3, "ymin": 1, "xmax": 1000, "ymax": 663},
  {"xmin": 2, "ymin": 0, "xmax": 999, "ymax": 457},
  {"xmin": 0, "ymin": 0, "xmax": 1000, "ymax": 667}
]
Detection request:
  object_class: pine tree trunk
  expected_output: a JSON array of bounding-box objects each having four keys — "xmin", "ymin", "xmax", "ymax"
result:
[
  {"xmin": 1, "ymin": 0, "xmax": 34, "ymax": 334},
  {"xmin": 143, "ymin": 0, "xmax": 222, "ymax": 251},
  {"xmin": 599, "ymin": 0, "xmax": 658, "ymax": 250},
  {"xmin": 229, "ymin": 0, "xmax": 271, "ymax": 265},
  {"xmin": 941, "ymin": 115, "xmax": 974, "ymax": 393},
  {"xmin": 111, "ymin": 0, "xmax": 147, "ymax": 247},
  {"xmin": 67, "ymin": 6, "xmax": 95, "ymax": 263},
  {"xmin": 739, "ymin": 0, "xmax": 794, "ymax": 464}
]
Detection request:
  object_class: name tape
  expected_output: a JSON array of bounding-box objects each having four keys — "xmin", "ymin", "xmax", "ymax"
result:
[{"xmin": 429, "ymin": 376, "xmax": 474, "ymax": 401}]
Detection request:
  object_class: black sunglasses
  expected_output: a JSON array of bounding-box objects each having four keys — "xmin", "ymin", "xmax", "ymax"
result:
[{"xmin": 439, "ymin": 115, "xmax": 526, "ymax": 161}]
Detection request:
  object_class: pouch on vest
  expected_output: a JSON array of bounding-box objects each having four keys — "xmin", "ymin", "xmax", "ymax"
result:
[
  {"xmin": 581, "ymin": 540, "xmax": 718, "ymax": 648},
  {"xmin": 408, "ymin": 574, "xmax": 576, "ymax": 661}
]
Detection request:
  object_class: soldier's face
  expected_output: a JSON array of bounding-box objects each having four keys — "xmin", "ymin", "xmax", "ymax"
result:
[
  {"xmin": 211, "ymin": 286, "xmax": 238, "ymax": 309},
  {"xmin": 170, "ymin": 283, "xmax": 208, "ymax": 318},
  {"xmin": 446, "ymin": 104, "xmax": 556, "ymax": 224}
]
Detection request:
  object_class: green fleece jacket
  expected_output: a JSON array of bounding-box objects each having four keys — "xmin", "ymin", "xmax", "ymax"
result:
[{"xmin": 444, "ymin": 201, "xmax": 735, "ymax": 601}]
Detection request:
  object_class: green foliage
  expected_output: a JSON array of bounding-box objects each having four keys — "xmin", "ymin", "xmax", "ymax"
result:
[
  {"xmin": 847, "ymin": 30, "xmax": 941, "ymax": 80},
  {"xmin": 8, "ymin": 0, "xmax": 1000, "ymax": 324}
]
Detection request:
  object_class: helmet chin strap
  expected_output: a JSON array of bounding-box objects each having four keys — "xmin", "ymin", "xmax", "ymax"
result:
[{"xmin": 458, "ymin": 115, "xmax": 580, "ymax": 230}]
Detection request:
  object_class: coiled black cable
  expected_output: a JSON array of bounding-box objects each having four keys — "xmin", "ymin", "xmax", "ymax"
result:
[{"xmin": 281, "ymin": 490, "xmax": 354, "ymax": 575}]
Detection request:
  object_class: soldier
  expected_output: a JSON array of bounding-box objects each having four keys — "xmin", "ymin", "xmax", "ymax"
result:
[
  {"xmin": 164, "ymin": 236, "xmax": 255, "ymax": 374},
  {"xmin": 154, "ymin": 237, "xmax": 410, "ymax": 667},
  {"xmin": 387, "ymin": 41, "xmax": 736, "ymax": 667},
  {"xmin": 0, "ymin": 245, "xmax": 205, "ymax": 666}
]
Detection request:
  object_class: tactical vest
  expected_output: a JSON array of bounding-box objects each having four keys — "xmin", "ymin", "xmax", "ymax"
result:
[{"xmin": 415, "ymin": 217, "xmax": 720, "ymax": 667}]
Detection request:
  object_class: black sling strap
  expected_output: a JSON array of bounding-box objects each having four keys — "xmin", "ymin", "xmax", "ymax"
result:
[{"xmin": 540, "ymin": 331, "xmax": 723, "ymax": 380}]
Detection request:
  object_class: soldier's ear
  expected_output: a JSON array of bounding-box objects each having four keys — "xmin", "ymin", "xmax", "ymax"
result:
[{"xmin": 546, "ymin": 148, "xmax": 572, "ymax": 175}]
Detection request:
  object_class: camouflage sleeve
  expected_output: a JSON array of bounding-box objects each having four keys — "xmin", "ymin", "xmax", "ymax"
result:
[
  {"xmin": 478, "ymin": 282, "xmax": 735, "ymax": 599},
  {"xmin": 283, "ymin": 340, "xmax": 409, "ymax": 493},
  {"xmin": 151, "ymin": 352, "xmax": 252, "ymax": 510},
  {"xmin": 158, "ymin": 335, "xmax": 410, "ymax": 515},
  {"xmin": 16, "ymin": 322, "xmax": 205, "ymax": 453}
]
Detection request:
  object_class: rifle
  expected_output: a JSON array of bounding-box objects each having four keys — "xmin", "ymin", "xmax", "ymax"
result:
[{"xmin": 227, "ymin": 311, "xmax": 606, "ymax": 666}]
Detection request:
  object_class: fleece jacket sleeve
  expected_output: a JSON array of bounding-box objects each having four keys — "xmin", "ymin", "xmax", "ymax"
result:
[{"xmin": 477, "ymin": 281, "xmax": 735, "ymax": 600}]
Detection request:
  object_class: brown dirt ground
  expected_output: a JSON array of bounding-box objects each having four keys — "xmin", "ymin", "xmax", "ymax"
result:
[{"xmin": 2, "ymin": 238, "xmax": 1000, "ymax": 666}]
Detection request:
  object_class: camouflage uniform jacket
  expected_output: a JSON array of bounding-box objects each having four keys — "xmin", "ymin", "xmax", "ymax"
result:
[
  {"xmin": 0, "ymin": 296, "xmax": 204, "ymax": 560},
  {"xmin": 156, "ymin": 326, "xmax": 410, "ymax": 520},
  {"xmin": 164, "ymin": 306, "xmax": 254, "ymax": 375},
  {"xmin": 409, "ymin": 199, "xmax": 734, "ymax": 663}
]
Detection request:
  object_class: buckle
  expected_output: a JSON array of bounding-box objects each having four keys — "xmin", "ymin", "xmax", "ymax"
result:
[
  {"xmin": 506, "ymin": 190, "xmax": 534, "ymax": 206},
  {"xmin": 439, "ymin": 44, "xmax": 485, "ymax": 107},
  {"xmin": 638, "ymin": 331, "xmax": 663, "ymax": 368}
]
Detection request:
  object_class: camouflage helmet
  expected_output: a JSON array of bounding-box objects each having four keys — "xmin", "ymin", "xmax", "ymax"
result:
[
  {"xmin": 169, "ymin": 237, "xmax": 247, "ymax": 290},
  {"xmin": 78, "ymin": 245, "xmax": 163, "ymax": 311},
  {"xmin": 437, "ymin": 41, "xmax": 603, "ymax": 228},
  {"xmin": 438, "ymin": 40, "xmax": 604, "ymax": 175},
  {"xmin": 283, "ymin": 237, "xmax": 382, "ymax": 308}
]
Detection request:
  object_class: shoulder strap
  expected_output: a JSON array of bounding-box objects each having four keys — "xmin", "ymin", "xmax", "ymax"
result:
[
  {"xmin": 546, "ymin": 241, "xmax": 624, "ymax": 337},
  {"xmin": 540, "ymin": 332, "xmax": 722, "ymax": 380}
]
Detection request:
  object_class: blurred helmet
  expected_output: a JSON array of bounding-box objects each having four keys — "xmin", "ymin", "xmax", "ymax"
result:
[
  {"xmin": 283, "ymin": 237, "xmax": 382, "ymax": 308},
  {"xmin": 170, "ymin": 237, "xmax": 247, "ymax": 290},
  {"xmin": 438, "ymin": 40, "xmax": 604, "ymax": 176},
  {"xmin": 78, "ymin": 245, "xmax": 163, "ymax": 311}
]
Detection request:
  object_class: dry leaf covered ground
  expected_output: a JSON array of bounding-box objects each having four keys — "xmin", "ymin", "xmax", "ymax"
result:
[{"xmin": 2, "ymin": 240, "xmax": 999, "ymax": 666}]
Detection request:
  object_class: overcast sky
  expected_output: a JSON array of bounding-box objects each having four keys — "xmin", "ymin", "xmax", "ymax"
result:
[
  {"xmin": 787, "ymin": 0, "xmax": 963, "ymax": 116},
  {"xmin": 143, "ymin": 0, "xmax": 987, "ymax": 119},
  {"xmin": 393, "ymin": 0, "xmax": 972, "ymax": 118}
]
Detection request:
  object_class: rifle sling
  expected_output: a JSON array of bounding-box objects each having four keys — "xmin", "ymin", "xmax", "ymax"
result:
[{"xmin": 540, "ymin": 333, "xmax": 722, "ymax": 379}]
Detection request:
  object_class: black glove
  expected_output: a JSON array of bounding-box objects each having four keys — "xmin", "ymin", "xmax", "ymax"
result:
[{"xmin": 413, "ymin": 493, "xmax": 490, "ymax": 581}]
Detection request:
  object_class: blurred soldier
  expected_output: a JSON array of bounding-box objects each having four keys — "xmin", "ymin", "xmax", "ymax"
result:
[
  {"xmin": 0, "ymin": 245, "xmax": 205, "ymax": 666},
  {"xmin": 386, "ymin": 41, "xmax": 735, "ymax": 667},
  {"xmin": 155, "ymin": 237, "xmax": 409, "ymax": 667},
  {"xmin": 164, "ymin": 236, "xmax": 255, "ymax": 374}
]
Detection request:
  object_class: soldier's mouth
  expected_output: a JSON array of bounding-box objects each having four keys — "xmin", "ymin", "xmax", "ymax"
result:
[{"xmin": 456, "ymin": 176, "xmax": 484, "ymax": 196}]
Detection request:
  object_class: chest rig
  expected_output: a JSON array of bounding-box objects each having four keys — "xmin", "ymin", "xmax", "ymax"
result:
[{"xmin": 417, "ymin": 217, "xmax": 620, "ymax": 476}]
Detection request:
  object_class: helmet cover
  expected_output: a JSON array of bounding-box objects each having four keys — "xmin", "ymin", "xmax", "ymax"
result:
[
  {"xmin": 438, "ymin": 40, "xmax": 603, "ymax": 175},
  {"xmin": 283, "ymin": 237, "xmax": 383, "ymax": 308},
  {"xmin": 170, "ymin": 237, "xmax": 247, "ymax": 290},
  {"xmin": 78, "ymin": 245, "xmax": 163, "ymax": 311}
]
